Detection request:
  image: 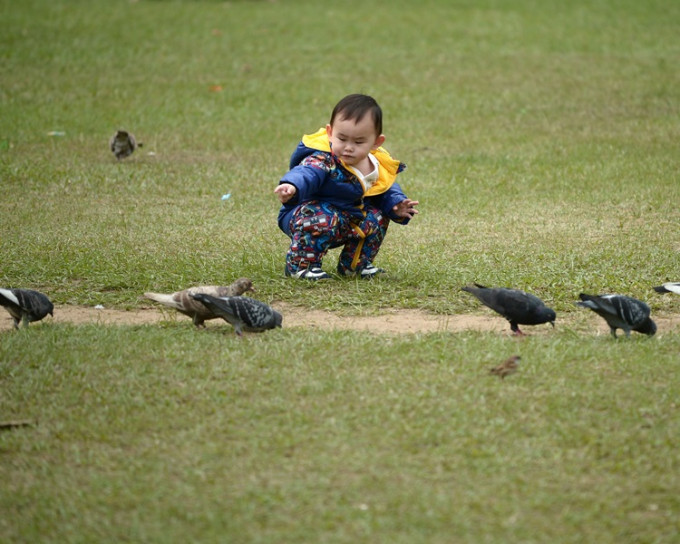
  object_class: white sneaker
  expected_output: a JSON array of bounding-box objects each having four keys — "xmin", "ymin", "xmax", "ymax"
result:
[
  {"xmin": 338, "ymin": 263, "xmax": 386, "ymax": 279},
  {"xmin": 286, "ymin": 266, "xmax": 331, "ymax": 280}
]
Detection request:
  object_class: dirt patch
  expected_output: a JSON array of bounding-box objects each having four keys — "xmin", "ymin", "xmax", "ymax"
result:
[{"xmin": 2, "ymin": 303, "xmax": 680, "ymax": 336}]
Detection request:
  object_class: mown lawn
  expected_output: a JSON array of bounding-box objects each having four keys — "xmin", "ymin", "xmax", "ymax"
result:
[{"xmin": 1, "ymin": 0, "xmax": 679, "ymax": 542}]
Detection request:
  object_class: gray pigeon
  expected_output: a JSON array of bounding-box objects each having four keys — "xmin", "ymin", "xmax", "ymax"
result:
[
  {"xmin": 110, "ymin": 129, "xmax": 142, "ymax": 160},
  {"xmin": 144, "ymin": 278, "xmax": 254, "ymax": 328},
  {"xmin": 653, "ymin": 282, "xmax": 680, "ymax": 295},
  {"xmin": 0, "ymin": 288, "xmax": 54, "ymax": 329},
  {"xmin": 461, "ymin": 283, "xmax": 556, "ymax": 335},
  {"xmin": 577, "ymin": 293, "xmax": 656, "ymax": 338},
  {"xmin": 190, "ymin": 294, "xmax": 282, "ymax": 336}
]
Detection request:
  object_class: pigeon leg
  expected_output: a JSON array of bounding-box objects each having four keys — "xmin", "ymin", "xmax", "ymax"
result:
[
  {"xmin": 510, "ymin": 322, "xmax": 525, "ymax": 336},
  {"xmin": 12, "ymin": 317, "xmax": 20, "ymax": 330},
  {"xmin": 609, "ymin": 327, "xmax": 618, "ymax": 339},
  {"xmin": 192, "ymin": 315, "xmax": 205, "ymax": 328}
]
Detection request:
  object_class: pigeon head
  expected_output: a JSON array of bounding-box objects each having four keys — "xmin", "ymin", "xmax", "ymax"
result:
[
  {"xmin": 232, "ymin": 278, "xmax": 255, "ymax": 294},
  {"xmin": 636, "ymin": 318, "xmax": 657, "ymax": 336},
  {"xmin": 545, "ymin": 308, "xmax": 556, "ymax": 327},
  {"xmin": 535, "ymin": 306, "xmax": 556, "ymax": 326}
]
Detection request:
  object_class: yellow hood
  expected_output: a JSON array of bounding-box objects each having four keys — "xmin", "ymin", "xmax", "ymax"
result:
[{"xmin": 301, "ymin": 128, "xmax": 403, "ymax": 196}]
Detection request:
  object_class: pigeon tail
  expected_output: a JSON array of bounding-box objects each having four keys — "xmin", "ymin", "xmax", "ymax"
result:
[
  {"xmin": 143, "ymin": 292, "xmax": 181, "ymax": 310},
  {"xmin": 654, "ymin": 283, "xmax": 680, "ymax": 295}
]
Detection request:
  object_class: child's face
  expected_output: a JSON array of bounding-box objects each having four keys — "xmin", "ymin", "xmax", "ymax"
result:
[{"xmin": 326, "ymin": 114, "xmax": 385, "ymax": 168}]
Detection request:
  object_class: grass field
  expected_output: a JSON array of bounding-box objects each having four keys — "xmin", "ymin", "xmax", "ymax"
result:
[{"xmin": 1, "ymin": 0, "xmax": 680, "ymax": 542}]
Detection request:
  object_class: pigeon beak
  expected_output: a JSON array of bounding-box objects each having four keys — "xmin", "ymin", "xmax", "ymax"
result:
[{"xmin": 550, "ymin": 321, "xmax": 555, "ymax": 328}]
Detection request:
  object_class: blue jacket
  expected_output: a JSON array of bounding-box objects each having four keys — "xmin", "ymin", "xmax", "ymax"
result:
[{"xmin": 277, "ymin": 128, "xmax": 409, "ymax": 235}]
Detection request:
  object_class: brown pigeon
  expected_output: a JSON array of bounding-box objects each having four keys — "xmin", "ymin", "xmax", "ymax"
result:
[
  {"xmin": 144, "ymin": 278, "xmax": 254, "ymax": 327},
  {"xmin": 110, "ymin": 129, "xmax": 142, "ymax": 160}
]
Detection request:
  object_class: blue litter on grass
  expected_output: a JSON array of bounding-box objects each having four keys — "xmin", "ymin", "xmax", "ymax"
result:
[{"xmin": 221, "ymin": 193, "xmax": 232, "ymax": 201}]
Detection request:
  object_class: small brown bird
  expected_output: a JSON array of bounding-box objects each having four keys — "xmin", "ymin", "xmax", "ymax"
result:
[
  {"xmin": 490, "ymin": 355, "xmax": 521, "ymax": 379},
  {"xmin": 143, "ymin": 278, "xmax": 254, "ymax": 327},
  {"xmin": 110, "ymin": 129, "xmax": 142, "ymax": 160}
]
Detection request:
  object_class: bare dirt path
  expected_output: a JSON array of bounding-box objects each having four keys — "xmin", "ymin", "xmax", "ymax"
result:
[{"xmin": 2, "ymin": 303, "xmax": 680, "ymax": 336}]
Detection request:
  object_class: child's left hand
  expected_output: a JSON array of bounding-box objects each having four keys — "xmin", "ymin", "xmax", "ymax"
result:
[{"xmin": 392, "ymin": 198, "xmax": 419, "ymax": 219}]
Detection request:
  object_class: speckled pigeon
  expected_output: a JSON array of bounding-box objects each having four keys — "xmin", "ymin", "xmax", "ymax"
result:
[
  {"xmin": 190, "ymin": 294, "xmax": 282, "ymax": 336},
  {"xmin": 0, "ymin": 288, "xmax": 54, "ymax": 329},
  {"xmin": 110, "ymin": 129, "xmax": 142, "ymax": 160},
  {"xmin": 577, "ymin": 293, "xmax": 656, "ymax": 338},
  {"xmin": 653, "ymin": 282, "xmax": 680, "ymax": 295},
  {"xmin": 144, "ymin": 278, "xmax": 254, "ymax": 328},
  {"xmin": 461, "ymin": 283, "xmax": 556, "ymax": 335}
]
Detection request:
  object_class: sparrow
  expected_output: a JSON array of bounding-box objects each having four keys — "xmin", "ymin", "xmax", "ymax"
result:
[
  {"xmin": 490, "ymin": 355, "xmax": 521, "ymax": 379},
  {"xmin": 110, "ymin": 129, "xmax": 142, "ymax": 160}
]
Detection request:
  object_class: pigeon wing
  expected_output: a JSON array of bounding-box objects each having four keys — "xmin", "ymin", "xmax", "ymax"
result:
[
  {"xmin": 0, "ymin": 288, "xmax": 23, "ymax": 321},
  {"xmin": 191, "ymin": 294, "xmax": 281, "ymax": 334},
  {"xmin": 476, "ymin": 288, "xmax": 540, "ymax": 320},
  {"xmin": 609, "ymin": 295, "xmax": 650, "ymax": 327}
]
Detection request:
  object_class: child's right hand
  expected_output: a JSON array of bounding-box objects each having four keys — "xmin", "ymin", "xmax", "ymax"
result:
[{"xmin": 274, "ymin": 183, "xmax": 297, "ymax": 203}]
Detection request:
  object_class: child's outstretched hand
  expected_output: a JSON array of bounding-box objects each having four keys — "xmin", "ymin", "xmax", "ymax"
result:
[
  {"xmin": 393, "ymin": 198, "xmax": 419, "ymax": 219},
  {"xmin": 274, "ymin": 183, "xmax": 297, "ymax": 204}
]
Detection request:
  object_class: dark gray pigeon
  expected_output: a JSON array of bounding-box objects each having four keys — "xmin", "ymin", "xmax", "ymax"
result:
[
  {"xmin": 110, "ymin": 129, "xmax": 142, "ymax": 160},
  {"xmin": 461, "ymin": 283, "xmax": 556, "ymax": 335},
  {"xmin": 653, "ymin": 282, "xmax": 680, "ymax": 295},
  {"xmin": 144, "ymin": 278, "xmax": 254, "ymax": 328},
  {"xmin": 0, "ymin": 288, "xmax": 54, "ymax": 329},
  {"xmin": 577, "ymin": 293, "xmax": 656, "ymax": 338},
  {"xmin": 190, "ymin": 294, "xmax": 282, "ymax": 336}
]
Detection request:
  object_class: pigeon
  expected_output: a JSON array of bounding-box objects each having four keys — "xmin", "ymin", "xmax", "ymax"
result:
[
  {"xmin": 110, "ymin": 129, "xmax": 142, "ymax": 160},
  {"xmin": 653, "ymin": 282, "xmax": 680, "ymax": 295},
  {"xmin": 0, "ymin": 288, "xmax": 54, "ymax": 329},
  {"xmin": 190, "ymin": 294, "xmax": 282, "ymax": 336},
  {"xmin": 461, "ymin": 283, "xmax": 556, "ymax": 335},
  {"xmin": 490, "ymin": 355, "xmax": 521, "ymax": 379},
  {"xmin": 143, "ymin": 278, "xmax": 254, "ymax": 328},
  {"xmin": 577, "ymin": 293, "xmax": 656, "ymax": 338}
]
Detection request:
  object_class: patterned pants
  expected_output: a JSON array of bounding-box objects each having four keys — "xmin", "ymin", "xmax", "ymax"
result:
[{"xmin": 285, "ymin": 201, "xmax": 390, "ymax": 275}]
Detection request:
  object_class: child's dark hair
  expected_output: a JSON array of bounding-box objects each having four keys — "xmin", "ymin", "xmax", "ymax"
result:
[{"xmin": 330, "ymin": 94, "xmax": 383, "ymax": 135}]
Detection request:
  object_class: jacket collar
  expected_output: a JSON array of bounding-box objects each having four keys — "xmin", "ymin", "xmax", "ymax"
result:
[{"xmin": 301, "ymin": 128, "xmax": 405, "ymax": 196}]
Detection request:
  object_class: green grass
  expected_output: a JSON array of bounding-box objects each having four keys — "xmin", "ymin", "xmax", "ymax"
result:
[
  {"xmin": 1, "ymin": 0, "xmax": 680, "ymax": 542},
  {"xmin": 2, "ymin": 325, "xmax": 680, "ymax": 543}
]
